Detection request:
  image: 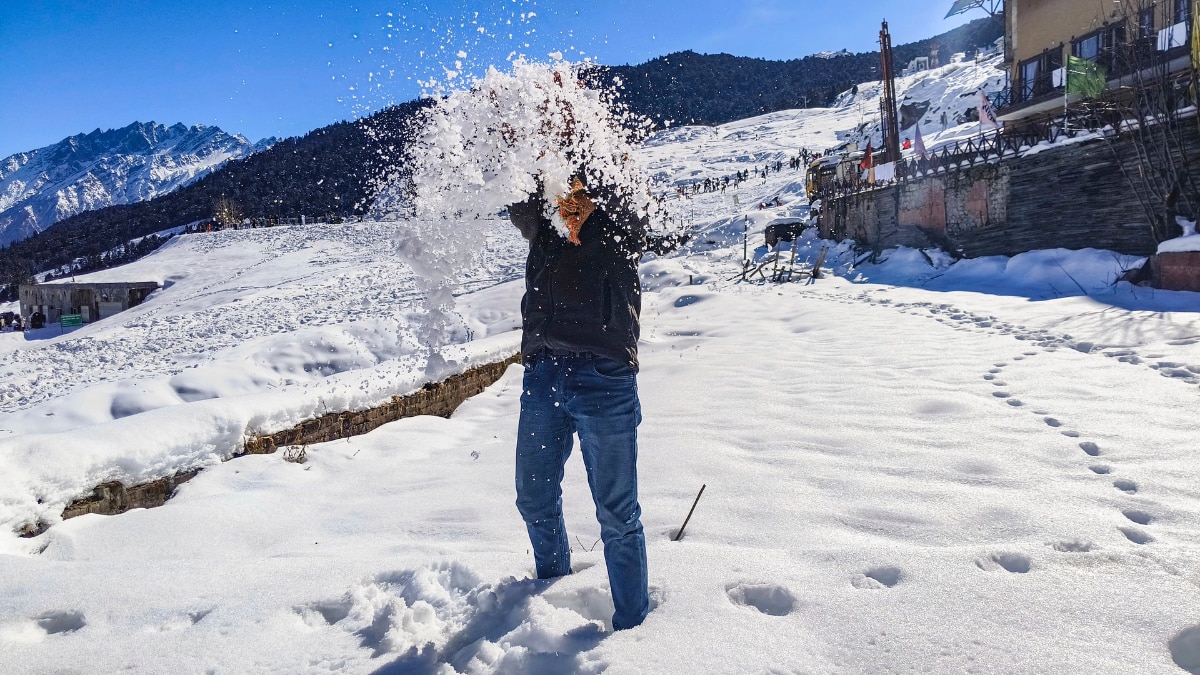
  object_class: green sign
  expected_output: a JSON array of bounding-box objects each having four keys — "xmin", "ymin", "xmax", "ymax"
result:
[{"xmin": 60, "ymin": 314, "xmax": 83, "ymax": 327}]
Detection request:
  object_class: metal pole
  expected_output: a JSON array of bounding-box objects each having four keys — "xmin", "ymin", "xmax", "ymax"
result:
[{"xmin": 742, "ymin": 217, "xmax": 748, "ymax": 280}]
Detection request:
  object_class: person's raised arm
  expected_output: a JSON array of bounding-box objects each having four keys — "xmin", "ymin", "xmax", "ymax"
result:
[{"xmin": 507, "ymin": 192, "xmax": 545, "ymax": 241}]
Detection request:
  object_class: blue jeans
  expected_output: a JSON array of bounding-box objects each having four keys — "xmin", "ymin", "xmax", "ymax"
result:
[{"xmin": 515, "ymin": 350, "xmax": 649, "ymax": 630}]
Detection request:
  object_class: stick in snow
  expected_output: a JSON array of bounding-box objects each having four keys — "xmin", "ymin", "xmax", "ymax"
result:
[{"xmin": 673, "ymin": 484, "xmax": 707, "ymax": 541}]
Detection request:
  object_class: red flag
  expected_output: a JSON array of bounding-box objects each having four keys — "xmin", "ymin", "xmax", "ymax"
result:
[
  {"xmin": 860, "ymin": 139, "xmax": 873, "ymax": 170},
  {"xmin": 913, "ymin": 121, "xmax": 929, "ymax": 159}
]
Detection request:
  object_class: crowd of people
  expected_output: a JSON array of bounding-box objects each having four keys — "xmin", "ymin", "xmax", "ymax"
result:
[
  {"xmin": 183, "ymin": 214, "xmax": 355, "ymax": 235},
  {"xmin": 1, "ymin": 311, "xmax": 34, "ymax": 332},
  {"xmin": 668, "ymin": 148, "xmax": 822, "ymax": 200}
]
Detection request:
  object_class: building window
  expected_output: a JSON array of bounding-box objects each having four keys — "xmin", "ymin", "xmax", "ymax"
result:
[
  {"xmin": 1020, "ymin": 57, "xmax": 1040, "ymax": 99},
  {"xmin": 1017, "ymin": 49, "xmax": 1063, "ymax": 102},
  {"xmin": 1140, "ymin": 5, "xmax": 1156, "ymax": 38},
  {"xmin": 1074, "ymin": 31, "xmax": 1102, "ymax": 60},
  {"xmin": 1176, "ymin": 0, "xmax": 1191, "ymax": 24}
]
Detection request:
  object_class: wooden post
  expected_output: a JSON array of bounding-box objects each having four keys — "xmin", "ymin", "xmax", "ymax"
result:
[
  {"xmin": 673, "ymin": 484, "xmax": 707, "ymax": 541},
  {"xmin": 812, "ymin": 247, "xmax": 829, "ymax": 280},
  {"xmin": 741, "ymin": 217, "xmax": 748, "ymax": 281}
]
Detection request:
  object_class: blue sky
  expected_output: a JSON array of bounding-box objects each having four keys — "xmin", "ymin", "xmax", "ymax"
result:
[{"xmin": 0, "ymin": 1, "xmax": 978, "ymax": 158}]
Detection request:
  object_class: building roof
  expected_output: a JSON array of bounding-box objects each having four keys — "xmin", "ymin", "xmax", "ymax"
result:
[
  {"xmin": 21, "ymin": 281, "xmax": 160, "ymax": 291},
  {"xmin": 946, "ymin": 0, "xmax": 1003, "ymax": 19}
]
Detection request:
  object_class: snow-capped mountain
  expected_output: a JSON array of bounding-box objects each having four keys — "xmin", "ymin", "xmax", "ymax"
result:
[{"xmin": 0, "ymin": 122, "xmax": 275, "ymax": 245}]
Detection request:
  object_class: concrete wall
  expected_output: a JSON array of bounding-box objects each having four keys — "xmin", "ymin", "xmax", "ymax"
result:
[
  {"xmin": 823, "ymin": 130, "xmax": 1164, "ymax": 258},
  {"xmin": 1012, "ymin": 0, "xmax": 1113, "ymax": 67},
  {"xmin": 19, "ymin": 282, "xmax": 159, "ymax": 323}
]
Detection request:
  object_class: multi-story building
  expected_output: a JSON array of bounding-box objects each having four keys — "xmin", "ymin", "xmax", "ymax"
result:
[{"xmin": 985, "ymin": 0, "xmax": 1194, "ymax": 122}]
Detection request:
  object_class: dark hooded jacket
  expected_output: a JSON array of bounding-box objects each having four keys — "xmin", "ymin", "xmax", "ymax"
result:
[{"xmin": 508, "ymin": 184, "xmax": 653, "ymax": 369}]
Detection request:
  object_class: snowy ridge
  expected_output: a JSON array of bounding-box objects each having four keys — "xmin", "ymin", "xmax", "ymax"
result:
[{"xmin": 0, "ymin": 122, "xmax": 274, "ymax": 245}]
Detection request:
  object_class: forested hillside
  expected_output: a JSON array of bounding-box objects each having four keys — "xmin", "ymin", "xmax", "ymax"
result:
[{"xmin": 594, "ymin": 18, "xmax": 1003, "ymax": 127}]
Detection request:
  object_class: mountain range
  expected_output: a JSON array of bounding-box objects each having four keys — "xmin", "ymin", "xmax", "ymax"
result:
[{"xmin": 0, "ymin": 122, "xmax": 274, "ymax": 246}]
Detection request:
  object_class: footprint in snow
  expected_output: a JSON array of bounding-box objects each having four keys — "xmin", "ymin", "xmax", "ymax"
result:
[
  {"xmin": 1170, "ymin": 624, "xmax": 1200, "ymax": 674},
  {"xmin": 1122, "ymin": 509, "xmax": 1153, "ymax": 525},
  {"xmin": 850, "ymin": 566, "xmax": 902, "ymax": 590},
  {"xmin": 1006, "ymin": 399, "xmax": 1025, "ymax": 407},
  {"xmin": 0, "ymin": 611, "xmax": 86, "ymax": 643},
  {"xmin": 726, "ymin": 582, "xmax": 797, "ymax": 616},
  {"xmin": 35, "ymin": 611, "xmax": 85, "ymax": 635},
  {"xmin": 1079, "ymin": 441, "xmax": 1101, "ymax": 457},
  {"xmin": 1043, "ymin": 417, "xmax": 1061, "ymax": 427},
  {"xmin": 1061, "ymin": 430, "xmax": 1081, "ymax": 438},
  {"xmin": 975, "ymin": 552, "xmax": 1031, "ymax": 573},
  {"xmin": 1089, "ymin": 465, "xmax": 1112, "ymax": 475},
  {"xmin": 1119, "ymin": 527, "xmax": 1153, "ymax": 545},
  {"xmin": 1113, "ymin": 479, "xmax": 1138, "ymax": 494}
]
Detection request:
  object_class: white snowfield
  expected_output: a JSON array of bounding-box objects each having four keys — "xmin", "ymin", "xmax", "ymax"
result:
[{"xmin": 3, "ymin": 56, "xmax": 1200, "ymax": 673}]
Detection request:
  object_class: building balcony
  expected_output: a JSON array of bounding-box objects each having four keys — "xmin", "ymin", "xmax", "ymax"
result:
[{"xmin": 996, "ymin": 46, "xmax": 1192, "ymax": 122}]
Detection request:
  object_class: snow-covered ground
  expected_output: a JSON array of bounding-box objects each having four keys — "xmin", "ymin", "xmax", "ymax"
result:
[{"xmin": 4, "ymin": 56, "xmax": 1200, "ymax": 673}]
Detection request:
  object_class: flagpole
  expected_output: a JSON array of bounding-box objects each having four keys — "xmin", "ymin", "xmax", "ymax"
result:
[{"xmin": 1063, "ymin": 58, "xmax": 1069, "ymax": 133}]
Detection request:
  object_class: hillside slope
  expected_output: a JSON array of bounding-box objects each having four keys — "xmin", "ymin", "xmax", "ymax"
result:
[{"xmin": 593, "ymin": 18, "xmax": 1003, "ymax": 127}]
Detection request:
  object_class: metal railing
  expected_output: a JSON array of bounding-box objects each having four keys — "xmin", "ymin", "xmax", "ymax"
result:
[{"xmin": 816, "ymin": 111, "xmax": 1114, "ymax": 200}]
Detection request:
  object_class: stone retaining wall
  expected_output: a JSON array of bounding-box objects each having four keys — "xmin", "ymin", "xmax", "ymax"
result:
[
  {"xmin": 26, "ymin": 353, "xmax": 521, "ymax": 536},
  {"xmin": 242, "ymin": 354, "xmax": 520, "ymax": 453},
  {"xmin": 822, "ymin": 127, "xmax": 1186, "ymax": 258}
]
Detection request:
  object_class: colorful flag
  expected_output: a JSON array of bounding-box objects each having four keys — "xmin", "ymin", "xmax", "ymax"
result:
[
  {"xmin": 1065, "ymin": 56, "xmax": 1107, "ymax": 99},
  {"xmin": 913, "ymin": 121, "xmax": 930, "ymax": 160},
  {"xmin": 977, "ymin": 90, "xmax": 999, "ymax": 129},
  {"xmin": 860, "ymin": 139, "xmax": 873, "ymax": 170}
]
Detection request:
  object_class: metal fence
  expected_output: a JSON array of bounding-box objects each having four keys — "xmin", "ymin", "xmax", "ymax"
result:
[{"xmin": 816, "ymin": 110, "xmax": 1114, "ymax": 200}]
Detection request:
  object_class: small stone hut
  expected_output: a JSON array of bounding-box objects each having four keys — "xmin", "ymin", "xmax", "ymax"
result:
[{"xmin": 19, "ymin": 281, "xmax": 160, "ymax": 324}]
